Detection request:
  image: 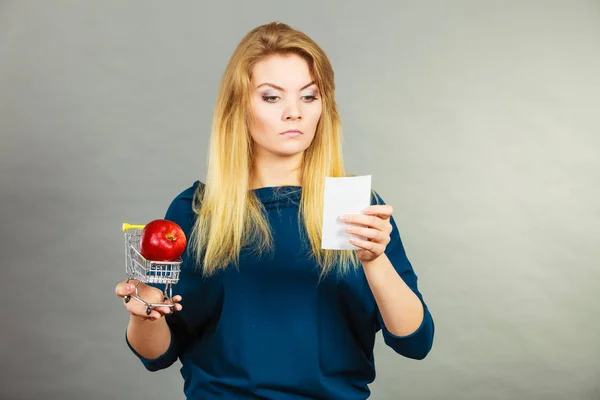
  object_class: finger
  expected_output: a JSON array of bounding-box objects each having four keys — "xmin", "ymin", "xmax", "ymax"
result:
[
  {"xmin": 150, "ymin": 304, "xmax": 180, "ymax": 317},
  {"xmin": 345, "ymin": 225, "xmax": 387, "ymax": 244},
  {"xmin": 341, "ymin": 214, "xmax": 384, "ymax": 230},
  {"xmin": 154, "ymin": 296, "xmax": 184, "ymax": 315},
  {"xmin": 156, "ymin": 304, "xmax": 174, "ymax": 315},
  {"xmin": 134, "ymin": 309, "xmax": 162, "ymax": 320},
  {"xmin": 362, "ymin": 205, "xmax": 393, "ymax": 217},
  {"xmin": 131, "ymin": 305, "xmax": 167, "ymax": 320},
  {"xmin": 349, "ymin": 236, "xmax": 383, "ymax": 252},
  {"xmin": 126, "ymin": 301, "xmax": 162, "ymax": 320},
  {"xmin": 161, "ymin": 303, "xmax": 182, "ymax": 313},
  {"xmin": 115, "ymin": 282, "xmax": 136, "ymax": 298},
  {"xmin": 170, "ymin": 296, "xmax": 183, "ymax": 312},
  {"xmin": 148, "ymin": 310, "xmax": 162, "ymax": 319}
]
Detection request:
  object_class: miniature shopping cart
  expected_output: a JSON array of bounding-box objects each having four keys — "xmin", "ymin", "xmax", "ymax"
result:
[{"xmin": 122, "ymin": 222, "xmax": 182, "ymax": 315}]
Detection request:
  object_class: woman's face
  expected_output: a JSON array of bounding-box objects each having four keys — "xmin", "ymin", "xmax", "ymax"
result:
[{"xmin": 248, "ymin": 53, "xmax": 322, "ymax": 159}]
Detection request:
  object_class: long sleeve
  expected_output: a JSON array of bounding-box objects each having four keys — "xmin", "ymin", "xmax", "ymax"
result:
[
  {"xmin": 125, "ymin": 312, "xmax": 191, "ymax": 371},
  {"xmin": 373, "ymin": 194, "xmax": 435, "ymax": 359},
  {"xmin": 124, "ymin": 187, "xmax": 197, "ymax": 371}
]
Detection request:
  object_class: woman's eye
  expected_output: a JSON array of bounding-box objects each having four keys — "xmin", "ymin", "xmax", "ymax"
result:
[
  {"xmin": 262, "ymin": 96, "xmax": 279, "ymax": 103},
  {"xmin": 262, "ymin": 95, "xmax": 318, "ymax": 103}
]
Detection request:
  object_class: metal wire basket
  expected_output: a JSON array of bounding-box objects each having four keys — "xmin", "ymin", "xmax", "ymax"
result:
[{"xmin": 122, "ymin": 222, "xmax": 182, "ymax": 315}]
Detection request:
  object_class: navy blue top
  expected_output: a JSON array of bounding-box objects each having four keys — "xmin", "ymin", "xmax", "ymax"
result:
[{"xmin": 126, "ymin": 181, "xmax": 434, "ymax": 399}]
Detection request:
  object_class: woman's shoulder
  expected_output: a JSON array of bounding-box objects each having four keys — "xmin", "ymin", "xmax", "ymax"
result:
[
  {"xmin": 170, "ymin": 180, "xmax": 205, "ymax": 202},
  {"xmin": 164, "ymin": 180, "xmax": 205, "ymax": 221}
]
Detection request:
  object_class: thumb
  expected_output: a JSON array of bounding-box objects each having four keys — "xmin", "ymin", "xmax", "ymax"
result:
[{"xmin": 115, "ymin": 282, "xmax": 135, "ymax": 298}]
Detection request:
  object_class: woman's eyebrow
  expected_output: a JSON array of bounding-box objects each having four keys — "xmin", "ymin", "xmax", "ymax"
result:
[{"xmin": 256, "ymin": 81, "xmax": 316, "ymax": 91}]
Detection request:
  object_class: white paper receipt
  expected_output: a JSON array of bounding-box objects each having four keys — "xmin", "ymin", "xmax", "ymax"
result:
[{"xmin": 321, "ymin": 175, "xmax": 372, "ymax": 250}]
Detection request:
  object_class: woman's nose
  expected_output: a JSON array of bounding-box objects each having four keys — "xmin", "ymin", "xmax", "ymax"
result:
[{"xmin": 284, "ymin": 101, "xmax": 302, "ymax": 120}]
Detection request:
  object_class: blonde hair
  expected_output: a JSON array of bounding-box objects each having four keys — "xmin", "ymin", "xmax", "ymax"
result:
[{"xmin": 190, "ymin": 21, "xmax": 365, "ymax": 278}]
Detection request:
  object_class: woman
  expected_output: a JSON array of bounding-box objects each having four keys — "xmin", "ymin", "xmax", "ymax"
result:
[{"xmin": 115, "ymin": 21, "xmax": 434, "ymax": 399}]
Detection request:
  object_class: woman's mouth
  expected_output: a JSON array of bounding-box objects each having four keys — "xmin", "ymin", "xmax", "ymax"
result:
[{"xmin": 281, "ymin": 129, "xmax": 302, "ymax": 138}]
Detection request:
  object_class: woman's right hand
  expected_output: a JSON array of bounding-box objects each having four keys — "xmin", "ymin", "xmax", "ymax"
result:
[{"xmin": 115, "ymin": 280, "xmax": 183, "ymax": 320}]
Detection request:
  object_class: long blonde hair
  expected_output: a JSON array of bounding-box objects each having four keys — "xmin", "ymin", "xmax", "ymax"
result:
[{"xmin": 189, "ymin": 21, "xmax": 362, "ymax": 278}]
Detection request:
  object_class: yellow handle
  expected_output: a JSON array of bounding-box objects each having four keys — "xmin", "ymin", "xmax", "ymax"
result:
[{"xmin": 122, "ymin": 222, "xmax": 145, "ymax": 232}]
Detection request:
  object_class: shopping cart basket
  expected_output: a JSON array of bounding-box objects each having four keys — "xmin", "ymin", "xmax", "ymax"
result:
[{"xmin": 122, "ymin": 222, "xmax": 182, "ymax": 315}]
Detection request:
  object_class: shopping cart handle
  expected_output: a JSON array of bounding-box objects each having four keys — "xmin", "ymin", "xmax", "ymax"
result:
[{"xmin": 122, "ymin": 222, "xmax": 146, "ymax": 232}]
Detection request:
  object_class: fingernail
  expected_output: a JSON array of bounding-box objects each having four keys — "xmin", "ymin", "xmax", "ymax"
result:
[{"xmin": 339, "ymin": 215, "xmax": 348, "ymax": 221}]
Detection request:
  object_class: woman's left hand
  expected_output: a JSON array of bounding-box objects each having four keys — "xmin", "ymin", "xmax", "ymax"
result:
[{"xmin": 340, "ymin": 205, "xmax": 394, "ymax": 262}]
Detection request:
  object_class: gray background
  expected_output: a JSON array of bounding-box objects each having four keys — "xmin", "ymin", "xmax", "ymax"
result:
[{"xmin": 1, "ymin": 1, "xmax": 598, "ymax": 399}]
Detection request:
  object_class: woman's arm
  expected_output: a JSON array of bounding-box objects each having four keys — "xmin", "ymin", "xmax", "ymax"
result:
[
  {"xmin": 362, "ymin": 254, "xmax": 424, "ymax": 337},
  {"xmin": 342, "ymin": 200, "xmax": 435, "ymax": 359},
  {"xmin": 127, "ymin": 316, "xmax": 172, "ymax": 360}
]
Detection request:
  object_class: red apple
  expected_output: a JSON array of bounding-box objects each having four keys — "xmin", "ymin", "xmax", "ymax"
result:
[{"xmin": 139, "ymin": 219, "xmax": 187, "ymax": 261}]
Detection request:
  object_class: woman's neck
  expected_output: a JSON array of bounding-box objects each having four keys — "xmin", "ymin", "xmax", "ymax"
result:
[{"xmin": 250, "ymin": 152, "xmax": 303, "ymax": 189}]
